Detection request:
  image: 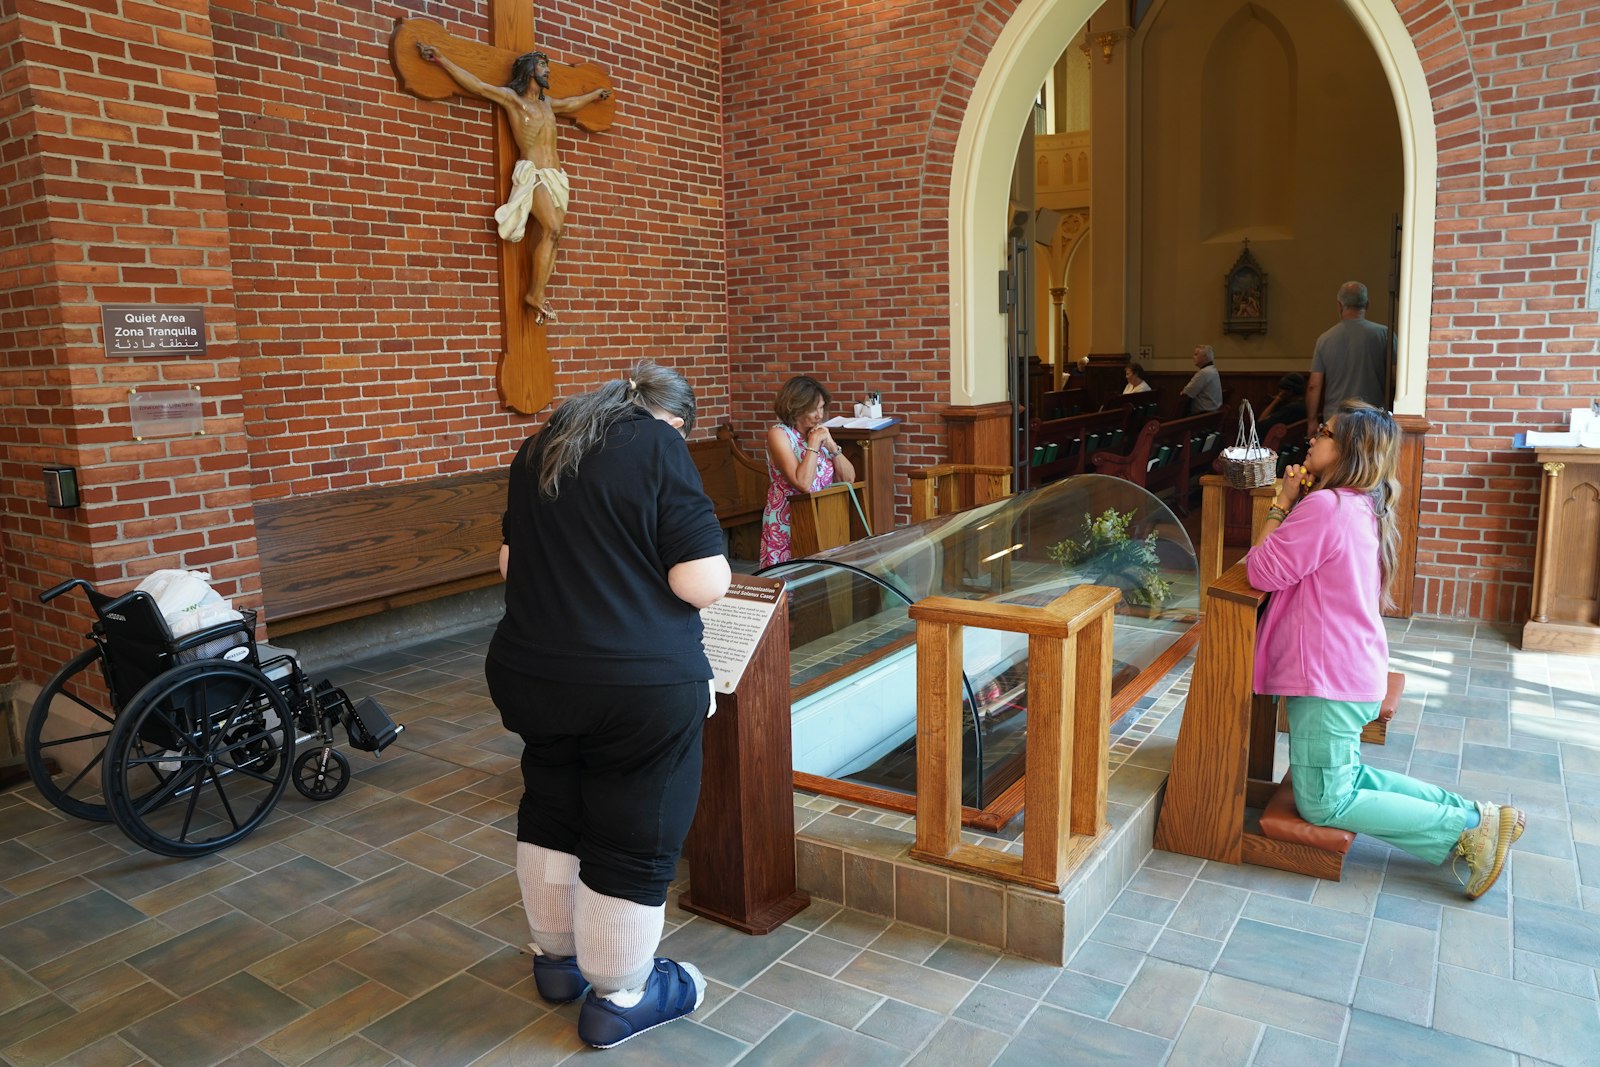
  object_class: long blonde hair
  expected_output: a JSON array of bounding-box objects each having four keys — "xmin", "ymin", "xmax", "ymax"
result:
[{"xmin": 1317, "ymin": 401, "xmax": 1402, "ymax": 609}]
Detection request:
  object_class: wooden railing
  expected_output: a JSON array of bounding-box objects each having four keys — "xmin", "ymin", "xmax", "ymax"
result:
[
  {"xmin": 1197, "ymin": 473, "xmax": 1279, "ymax": 602},
  {"xmin": 906, "ymin": 586, "xmax": 1120, "ymax": 892},
  {"xmin": 909, "ymin": 464, "xmax": 1013, "ymax": 522}
]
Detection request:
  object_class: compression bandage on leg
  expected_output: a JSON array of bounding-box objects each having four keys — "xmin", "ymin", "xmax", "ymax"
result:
[
  {"xmin": 516, "ymin": 842, "xmax": 579, "ymax": 958},
  {"xmin": 574, "ymin": 880, "xmax": 664, "ymax": 1003}
]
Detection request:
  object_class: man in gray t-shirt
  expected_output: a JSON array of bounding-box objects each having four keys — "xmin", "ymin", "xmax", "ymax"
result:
[
  {"xmin": 1182, "ymin": 344, "xmax": 1223, "ymax": 414},
  {"xmin": 1308, "ymin": 281, "xmax": 1392, "ymax": 434}
]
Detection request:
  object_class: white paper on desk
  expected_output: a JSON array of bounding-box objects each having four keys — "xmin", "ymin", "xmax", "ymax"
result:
[
  {"xmin": 699, "ymin": 575, "xmax": 783, "ymax": 693},
  {"xmin": 1525, "ymin": 430, "xmax": 1580, "ymax": 447},
  {"xmin": 824, "ymin": 415, "xmax": 895, "ymax": 430}
]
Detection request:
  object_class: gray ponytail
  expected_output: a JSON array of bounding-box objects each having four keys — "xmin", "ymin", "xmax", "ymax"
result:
[{"xmin": 531, "ymin": 360, "xmax": 698, "ymax": 498}]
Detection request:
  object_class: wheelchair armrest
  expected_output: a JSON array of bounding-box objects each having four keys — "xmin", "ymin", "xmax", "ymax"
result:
[{"xmin": 169, "ymin": 610, "xmax": 258, "ymax": 656}]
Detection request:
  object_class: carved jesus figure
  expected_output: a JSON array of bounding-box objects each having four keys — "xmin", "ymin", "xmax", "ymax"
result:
[{"xmin": 418, "ymin": 44, "xmax": 611, "ymax": 323}]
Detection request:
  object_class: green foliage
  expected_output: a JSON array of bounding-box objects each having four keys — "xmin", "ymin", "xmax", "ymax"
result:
[{"xmin": 1047, "ymin": 508, "xmax": 1172, "ymax": 606}]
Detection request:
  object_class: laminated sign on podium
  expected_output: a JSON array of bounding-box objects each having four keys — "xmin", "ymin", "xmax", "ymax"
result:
[{"xmin": 680, "ymin": 575, "xmax": 809, "ymax": 933}]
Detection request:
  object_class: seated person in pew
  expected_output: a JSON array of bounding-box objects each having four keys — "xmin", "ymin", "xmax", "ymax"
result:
[
  {"xmin": 761, "ymin": 375, "xmax": 856, "ymax": 566},
  {"xmin": 1122, "ymin": 362, "xmax": 1152, "ymax": 394},
  {"xmin": 1257, "ymin": 371, "xmax": 1308, "ymax": 437},
  {"xmin": 1246, "ymin": 401, "xmax": 1523, "ymax": 900},
  {"xmin": 1182, "ymin": 344, "xmax": 1223, "ymax": 414}
]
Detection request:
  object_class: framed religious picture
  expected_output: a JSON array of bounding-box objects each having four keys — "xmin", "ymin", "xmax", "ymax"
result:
[{"xmin": 1223, "ymin": 241, "xmax": 1268, "ymax": 335}]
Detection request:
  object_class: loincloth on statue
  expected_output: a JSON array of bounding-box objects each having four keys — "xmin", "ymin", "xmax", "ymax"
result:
[{"xmin": 494, "ymin": 162, "xmax": 570, "ymax": 243}]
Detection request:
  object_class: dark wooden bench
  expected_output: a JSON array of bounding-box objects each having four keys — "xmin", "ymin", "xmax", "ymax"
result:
[
  {"xmin": 254, "ymin": 469, "xmax": 507, "ymax": 635},
  {"xmin": 1025, "ymin": 407, "xmax": 1132, "ymax": 487},
  {"xmin": 1091, "ymin": 407, "xmax": 1229, "ymax": 514},
  {"xmin": 688, "ymin": 424, "xmax": 769, "ymax": 559}
]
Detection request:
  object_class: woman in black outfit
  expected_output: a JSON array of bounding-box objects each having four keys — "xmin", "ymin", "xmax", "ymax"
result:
[{"xmin": 486, "ymin": 359, "xmax": 730, "ymax": 1049}]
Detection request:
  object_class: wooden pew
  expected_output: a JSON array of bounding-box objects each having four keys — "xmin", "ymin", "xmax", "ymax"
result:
[
  {"xmin": 1025, "ymin": 408, "xmax": 1133, "ymax": 488},
  {"xmin": 788, "ymin": 481, "xmax": 870, "ymax": 557},
  {"xmin": 909, "ymin": 464, "xmax": 1013, "ymax": 522},
  {"xmin": 1090, "ymin": 408, "xmax": 1228, "ymax": 514},
  {"xmin": 688, "ymin": 425, "xmax": 770, "ymax": 559},
  {"xmin": 254, "ymin": 470, "xmax": 506, "ymax": 635}
]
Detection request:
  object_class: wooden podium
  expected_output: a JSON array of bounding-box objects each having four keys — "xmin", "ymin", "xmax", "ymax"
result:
[
  {"xmin": 680, "ymin": 581, "xmax": 809, "ymax": 933},
  {"xmin": 830, "ymin": 422, "xmax": 900, "ymax": 535},
  {"xmin": 1524, "ymin": 447, "xmax": 1600, "ymax": 654}
]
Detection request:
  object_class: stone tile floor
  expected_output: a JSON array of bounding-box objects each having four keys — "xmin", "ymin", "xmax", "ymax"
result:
[{"xmin": 1, "ymin": 617, "xmax": 1597, "ymax": 1065}]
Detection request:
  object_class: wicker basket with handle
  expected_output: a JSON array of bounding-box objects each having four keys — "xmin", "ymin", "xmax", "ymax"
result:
[{"xmin": 1218, "ymin": 400, "xmax": 1277, "ymax": 489}]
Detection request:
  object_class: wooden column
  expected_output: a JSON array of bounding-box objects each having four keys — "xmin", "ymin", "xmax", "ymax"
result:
[
  {"xmin": 680, "ymin": 585, "xmax": 808, "ymax": 934},
  {"xmin": 939, "ymin": 402, "xmax": 1014, "ymax": 508},
  {"xmin": 1391, "ymin": 414, "xmax": 1430, "ymax": 618}
]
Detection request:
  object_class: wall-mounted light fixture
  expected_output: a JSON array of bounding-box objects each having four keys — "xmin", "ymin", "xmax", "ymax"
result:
[{"xmin": 44, "ymin": 467, "xmax": 80, "ymax": 509}]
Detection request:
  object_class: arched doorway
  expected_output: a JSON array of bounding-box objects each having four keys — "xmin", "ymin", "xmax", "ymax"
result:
[{"xmin": 948, "ymin": 0, "xmax": 1435, "ymax": 417}]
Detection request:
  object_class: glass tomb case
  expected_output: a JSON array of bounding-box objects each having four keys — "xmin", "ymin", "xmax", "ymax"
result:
[{"xmin": 759, "ymin": 474, "xmax": 1199, "ymax": 828}]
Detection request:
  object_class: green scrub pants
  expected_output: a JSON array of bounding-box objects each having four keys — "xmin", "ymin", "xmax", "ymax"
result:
[{"xmin": 1286, "ymin": 696, "xmax": 1474, "ymax": 865}]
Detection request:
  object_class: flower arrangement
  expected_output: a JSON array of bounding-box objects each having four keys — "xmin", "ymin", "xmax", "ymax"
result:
[{"xmin": 1047, "ymin": 508, "xmax": 1172, "ymax": 607}]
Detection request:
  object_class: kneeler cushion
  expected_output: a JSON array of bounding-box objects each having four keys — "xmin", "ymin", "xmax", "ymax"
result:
[{"xmin": 1258, "ymin": 769, "xmax": 1355, "ymax": 855}]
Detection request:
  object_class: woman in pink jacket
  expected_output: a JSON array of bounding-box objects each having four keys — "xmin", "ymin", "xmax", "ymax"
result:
[{"xmin": 1246, "ymin": 401, "xmax": 1522, "ymax": 899}]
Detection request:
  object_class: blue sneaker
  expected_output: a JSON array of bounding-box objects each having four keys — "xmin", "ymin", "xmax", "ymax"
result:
[
  {"xmin": 531, "ymin": 954, "xmax": 589, "ymax": 1003},
  {"xmin": 577, "ymin": 958, "xmax": 705, "ymax": 1049}
]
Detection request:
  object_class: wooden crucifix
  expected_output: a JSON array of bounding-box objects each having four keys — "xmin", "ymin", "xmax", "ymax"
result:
[{"xmin": 391, "ymin": 14, "xmax": 615, "ymax": 415}]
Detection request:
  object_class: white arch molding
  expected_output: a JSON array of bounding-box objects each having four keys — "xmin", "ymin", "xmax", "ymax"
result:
[{"xmin": 948, "ymin": 0, "xmax": 1434, "ymax": 413}]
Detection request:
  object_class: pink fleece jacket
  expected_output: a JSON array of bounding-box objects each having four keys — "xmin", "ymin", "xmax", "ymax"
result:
[{"xmin": 1245, "ymin": 487, "xmax": 1389, "ymax": 702}]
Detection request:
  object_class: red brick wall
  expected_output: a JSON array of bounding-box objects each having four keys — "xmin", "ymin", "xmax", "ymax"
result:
[
  {"xmin": 720, "ymin": 0, "xmax": 999, "ymax": 503},
  {"xmin": 212, "ymin": 0, "xmax": 728, "ymax": 501},
  {"xmin": 0, "ymin": 0, "xmax": 725, "ymax": 684},
  {"xmin": 0, "ymin": 0, "xmax": 259, "ymax": 682},
  {"xmin": 1400, "ymin": 0, "xmax": 1600, "ymax": 621}
]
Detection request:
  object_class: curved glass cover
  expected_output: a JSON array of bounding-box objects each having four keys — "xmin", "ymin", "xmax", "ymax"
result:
[{"xmin": 761, "ymin": 474, "xmax": 1198, "ymax": 810}]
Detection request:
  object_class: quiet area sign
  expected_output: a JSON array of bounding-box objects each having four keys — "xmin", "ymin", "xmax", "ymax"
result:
[{"xmin": 101, "ymin": 304, "xmax": 207, "ymax": 357}]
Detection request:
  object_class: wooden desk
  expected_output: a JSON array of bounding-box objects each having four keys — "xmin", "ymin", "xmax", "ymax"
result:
[
  {"xmin": 831, "ymin": 422, "xmax": 900, "ymax": 535},
  {"xmin": 1524, "ymin": 447, "xmax": 1600, "ymax": 654}
]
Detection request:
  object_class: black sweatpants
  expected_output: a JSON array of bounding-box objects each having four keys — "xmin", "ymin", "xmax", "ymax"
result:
[{"xmin": 486, "ymin": 658, "xmax": 709, "ymax": 906}]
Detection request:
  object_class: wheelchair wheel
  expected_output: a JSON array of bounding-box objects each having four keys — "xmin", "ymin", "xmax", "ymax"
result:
[
  {"xmin": 102, "ymin": 658, "xmax": 294, "ymax": 858},
  {"xmin": 292, "ymin": 747, "xmax": 350, "ymax": 801},
  {"xmin": 25, "ymin": 646, "xmax": 120, "ymax": 821}
]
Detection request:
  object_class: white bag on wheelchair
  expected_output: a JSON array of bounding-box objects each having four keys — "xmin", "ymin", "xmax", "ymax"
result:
[{"xmin": 136, "ymin": 568, "xmax": 245, "ymax": 659}]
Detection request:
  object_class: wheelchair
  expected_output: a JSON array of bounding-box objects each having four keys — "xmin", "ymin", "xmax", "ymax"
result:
[{"xmin": 24, "ymin": 577, "xmax": 401, "ymax": 857}]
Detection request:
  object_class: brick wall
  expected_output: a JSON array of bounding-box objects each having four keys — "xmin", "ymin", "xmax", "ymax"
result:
[
  {"xmin": 212, "ymin": 0, "xmax": 728, "ymax": 502},
  {"xmin": 0, "ymin": 0, "xmax": 258, "ymax": 682},
  {"xmin": 719, "ymin": 0, "xmax": 998, "ymax": 506},
  {"xmin": 0, "ymin": 0, "xmax": 725, "ymax": 685},
  {"xmin": 1402, "ymin": 0, "xmax": 1600, "ymax": 621}
]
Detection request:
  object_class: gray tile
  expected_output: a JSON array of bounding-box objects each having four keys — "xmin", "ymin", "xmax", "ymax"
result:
[
  {"xmin": 951, "ymin": 982, "xmax": 1035, "ymax": 1036},
  {"xmin": 1374, "ymin": 892, "xmax": 1443, "ymax": 931},
  {"xmin": 703, "ymin": 991, "xmax": 791, "ymax": 1043},
  {"xmin": 1087, "ymin": 912, "xmax": 1162, "ymax": 952},
  {"xmin": 906, "ymin": 1018, "xmax": 1007, "ymax": 1067},
  {"xmin": 339, "ymin": 913, "xmax": 502, "ymax": 996},
  {"xmin": 744, "ymin": 963, "xmax": 882, "ymax": 1029},
  {"xmin": 738, "ymin": 1012, "xmax": 904, "ymax": 1067},
  {"xmin": 659, "ymin": 915, "xmax": 806, "ymax": 987},
  {"xmin": 836, "ymin": 949, "xmax": 973, "ymax": 1015},
  {"xmin": 780, "ymin": 933, "xmax": 862, "ymax": 977},
  {"xmin": 1352, "ymin": 974, "xmax": 1431, "ymax": 1025},
  {"xmin": 1198, "ymin": 973, "xmax": 1348, "ymax": 1044},
  {"xmin": 1167, "ymin": 879, "xmax": 1248, "ymax": 941},
  {"xmin": 922, "ymin": 938, "xmax": 999, "ymax": 982},
  {"xmin": 1241, "ymin": 894, "xmax": 1372, "ymax": 943},
  {"xmin": 1108, "ymin": 888, "xmax": 1179, "ymax": 925},
  {"xmin": 1251, "ymin": 1025, "xmax": 1339, "ymax": 1067},
  {"xmin": 1433, "ymin": 963, "xmax": 1600, "ymax": 1064},
  {"xmin": 122, "ymin": 973, "xmax": 306, "ymax": 1067},
  {"xmin": 857, "ymin": 998, "xmax": 943, "ymax": 1050},
  {"xmin": 3, "ymin": 889, "xmax": 147, "ymax": 970},
  {"xmin": 983, "ymin": 954, "xmax": 1066, "ymax": 999},
  {"xmin": 992, "ymin": 1003, "xmax": 1169, "ymax": 1067},
  {"xmin": 1107, "ymin": 958, "xmax": 1206, "ymax": 1039},
  {"xmin": 359, "ymin": 973, "xmax": 537, "ymax": 1067},
  {"xmin": 1148, "ymin": 928, "xmax": 1225, "ymax": 970},
  {"xmin": 1512, "ymin": 898, "xmax": 1600, "ymax": 969},
  {"xmin": 1214, "ymin": 919, "xmax": 1362, "ymax": 1005},
  {"xmin": 1166, "ymin": 1005, "xmax": 1261, "ymax": 1067},
  {"xmin": 1343, "ymin": 1005, "xmax": 1517, "ymax": 1067},
  {"xmin": 128, "ymin": 911, "xmax": 296, "ymax": 998},
  {"xmin": 1067, "ymin": 938, "xmax": 1146, "ymax": 985},
  {"xmin": 1361, "ymin": 918, "xmax": 1439, "ymax": 990},
  {"xmin": 1512, "ymin": 949, "xmax": 1598, "ymax": 999}
]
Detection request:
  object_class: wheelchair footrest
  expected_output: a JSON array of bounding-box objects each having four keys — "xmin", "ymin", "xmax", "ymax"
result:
[{"xmin": 348, "ymin": 696, "xmax": 402, "ymax": 754}]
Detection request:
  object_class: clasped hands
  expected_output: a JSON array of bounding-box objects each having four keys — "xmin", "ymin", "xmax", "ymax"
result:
[
  {"xmin": 805, "ymin": 427, "xmax": 838, "ymax": 458},
  {"xmin": 1275, "ymin": 463, "xmax": 1317, "ymax": 511}
]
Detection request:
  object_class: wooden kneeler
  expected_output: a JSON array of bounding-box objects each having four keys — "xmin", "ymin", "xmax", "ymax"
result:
[{"xmin": 1154, "ymin": 563, "xmax": 1403, "ymax": 882}]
